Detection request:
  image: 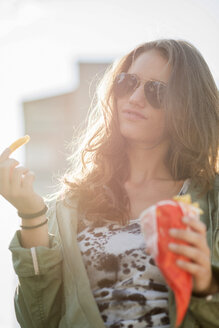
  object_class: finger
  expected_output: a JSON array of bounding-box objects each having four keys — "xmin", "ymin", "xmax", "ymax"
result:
[
  {"xmin": 145, "ymin": 247, "xmax": 151, "ymax": 255},
  {"xmin": 176, "ymin": 258, "xmax": 209, "ymax": 278},
  {"xmin": 182, "ymin": 216, "xmax": 206, "ymax": 235},
  {"xmin": 168, "ymin": 243, "xmax": 210, "ymax": 266},
  {"xmin": 169, "ymin": 228, "xmax": 208, "ymax": 252},
  {"xmin": 21, "ymin": 171, "xmax": 35, "ymax": 189},
  {"xmin": 0, "ymin": 159, "xmax": 20, "ymax": 194},
  {"xmin": 0, "ymin": 148, "xmax": 11, "ymax": 162},
  {"xmin": 0, "ymin": 158, "xmax": 20, "ymax": 170},
  {"xmin": 10, "ymin": 166, "xmax": 29, "ymax": 191}
]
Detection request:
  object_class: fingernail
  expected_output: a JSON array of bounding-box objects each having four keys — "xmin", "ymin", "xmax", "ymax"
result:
[
  {"xmin": 169, "ymin": 229, "xmax": 177, "ymax": 236},
  {"xmin": 168, "ymin": 243, "xmax": 177, "ymax": 250},
  {"xmin": 177, "ymin": 260, "xmax": 184, "ymax": 265}
]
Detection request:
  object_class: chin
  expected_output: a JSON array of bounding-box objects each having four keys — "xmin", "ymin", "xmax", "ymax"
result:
[
  {"xmin": 119, "ymin": 126, "xmax": 168, "ymax": 149},
  {"xmin": 120, "ymin": 124, "xmax": 156, "ymax": 142}
]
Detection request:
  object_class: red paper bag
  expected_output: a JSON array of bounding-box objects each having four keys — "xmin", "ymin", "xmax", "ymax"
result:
[{"xmin": 140, "ymin": 197, "xmax": 201, "ymax": 327}]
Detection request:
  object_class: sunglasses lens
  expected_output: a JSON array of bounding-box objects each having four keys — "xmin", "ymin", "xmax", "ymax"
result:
[
  {"xmin": 113, "ymin": 73, "xmax": 138, "ymax": 97},
  {"xmin": 144, "ymin": 81, "xmax": 166, "ymax": 109},
  {"xmin": 114, "ymin": 73, "xmax": 166, "ymax": 109}
]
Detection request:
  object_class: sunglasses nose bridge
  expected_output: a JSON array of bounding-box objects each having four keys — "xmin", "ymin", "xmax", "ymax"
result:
[{"xmin": 128, "ymin": 81, "xmax": 147, "ymax": 106}]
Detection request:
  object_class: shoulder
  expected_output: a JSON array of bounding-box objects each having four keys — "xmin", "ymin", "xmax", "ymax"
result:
[
  {"xmin": 211, "ymin": 174, "xmax": 219, "ymax": 220},
  {"xmin": 205, "ymin": 174, "xmax": 219, "ymax": 232},
  {"xmin": 208, "ymin": 174, "xmax": 219, "ymax": 211},
  {"xmin": 44, "ymin": 196, "xmax": 79, "ymax": 235},
  {"xmin": 214, "ymin": 173, "xmax": 219, "ymax": 191},
  {"xmin": 44, "ymin": 195, "xmax": 79, "ymax": 216}
]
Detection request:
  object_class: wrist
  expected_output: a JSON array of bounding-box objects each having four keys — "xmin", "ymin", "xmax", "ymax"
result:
[
  {"xmin": 193, "ymin": 277, "xmax": 219, "ymax": 297},
  {"xmin": 21, "ymin": 214, "xmax": 47, "ymax": 225},
  {"xmin": 206, "ymin": 277, "xmax": 219, "ymax": 295},
  {"xmin": 20, "ymin": 215, "xmax": 48, "ymax": 232},
  {"xmin": 20, "ymin": 217, "xmax": 48, "ymax": 230},
  {"xmin": 17, "ymin": 204, "xmax": 48, "ymax": 219}
]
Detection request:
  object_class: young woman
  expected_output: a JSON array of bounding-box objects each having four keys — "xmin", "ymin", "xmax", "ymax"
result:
[{"xmin": 1, "ymin": 39, "xmax": 219, "ymax": 328}]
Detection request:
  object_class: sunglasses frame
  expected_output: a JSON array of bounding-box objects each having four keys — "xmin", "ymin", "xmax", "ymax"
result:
[{"xmin": 113, "ymin": 72, "xmax": 167, "ymax": 109}]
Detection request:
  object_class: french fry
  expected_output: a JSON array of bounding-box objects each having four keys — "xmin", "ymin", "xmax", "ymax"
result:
[{"xmin": 9, "ymin": 135, "xmax": 30, "ymax": 153}]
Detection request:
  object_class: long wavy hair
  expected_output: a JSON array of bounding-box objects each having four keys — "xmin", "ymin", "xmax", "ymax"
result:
[{"xmin": 54, "ymin": 39, "xmax": 219, "ymax": 224}]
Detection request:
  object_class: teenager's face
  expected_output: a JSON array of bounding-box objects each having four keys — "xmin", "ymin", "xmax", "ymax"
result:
[{"xmin": 116, "ymin": 49, "xmax": 171, "ymax": 148}]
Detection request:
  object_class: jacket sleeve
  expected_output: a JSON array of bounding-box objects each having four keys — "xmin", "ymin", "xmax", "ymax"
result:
[
  {"xmin": 8, "ymin": 200, "xmax": 63, "ymax": 328},
  {"xmin": 188, "ymin": 292, "xmax": 219, "ymax": 328},
  {"xmin": 169, "ymin": 181, "xmax": 219, "ymax": 328},
  {"xmin": 182, "ymin": 182, "xmax": 219, "ymax": 328},
  {"xmin": 187, "ymin": 225, "xmax": 219, "ymax": 328}
]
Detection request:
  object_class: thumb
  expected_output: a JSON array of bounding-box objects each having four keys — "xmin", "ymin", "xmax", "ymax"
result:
[{"xmin": 145, "ymin": 247, "xmax": 151, "ymax": 255}]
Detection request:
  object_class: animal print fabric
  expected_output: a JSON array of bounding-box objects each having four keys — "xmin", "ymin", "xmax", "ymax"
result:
[
  {"xmin": 77, "ymin": 180, "xmax": 190, "ymax": 328},
  {"xmin": 78, "ymin": 218, "xmax": 170, "ymax": 328}
]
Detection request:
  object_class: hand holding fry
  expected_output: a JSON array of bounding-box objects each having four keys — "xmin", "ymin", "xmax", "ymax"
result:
[{"xmin": 0, "ymin": 136, "xmax": 45, "ymax": 214}]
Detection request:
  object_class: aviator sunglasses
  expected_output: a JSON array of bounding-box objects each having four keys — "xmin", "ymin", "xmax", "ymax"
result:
[{"xmin": 113, "ymin": 72, "xmax": 167, "ymax": 109}]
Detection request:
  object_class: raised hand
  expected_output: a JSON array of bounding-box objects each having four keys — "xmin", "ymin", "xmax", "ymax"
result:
[{"xmin": 0, "ymin": 138, "xmax": 45, "ymax": 215}]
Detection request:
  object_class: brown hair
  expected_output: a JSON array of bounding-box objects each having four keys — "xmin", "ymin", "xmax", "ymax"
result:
[{"xmin": 54, "ymin": 39, "xmax": 219, "ymax": 224}]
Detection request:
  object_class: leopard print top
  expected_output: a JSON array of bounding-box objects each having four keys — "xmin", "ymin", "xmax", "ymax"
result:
[{"xmin": 77, "ymin": 180, "xmax": 190, "ymax": 328}]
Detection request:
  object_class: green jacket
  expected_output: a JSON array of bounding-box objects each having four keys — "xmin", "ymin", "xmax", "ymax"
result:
[{"xmin": 9, "ymin": 178, "xmax": 219, "ymax": 328}]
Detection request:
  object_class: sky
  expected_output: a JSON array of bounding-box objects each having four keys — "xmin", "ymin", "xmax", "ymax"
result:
[{"xmin": 0, "ymin": 0, "xmax": 219, "ymax": 327}]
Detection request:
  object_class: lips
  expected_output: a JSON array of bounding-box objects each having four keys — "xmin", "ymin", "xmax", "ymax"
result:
[{"xmin": 122, "ymin": 109, "xmax": 146, "ymax": 119}]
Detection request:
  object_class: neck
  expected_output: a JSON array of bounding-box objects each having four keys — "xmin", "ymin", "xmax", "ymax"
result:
[{"xmin": 125, "ymin": 139, "xmax": 171, "ymax": 186}]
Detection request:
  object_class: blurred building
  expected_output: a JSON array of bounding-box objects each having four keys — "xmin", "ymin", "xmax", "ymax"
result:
[{"xmin": 23, "ymin": 61, "xmax": 110, "ymax": 196}]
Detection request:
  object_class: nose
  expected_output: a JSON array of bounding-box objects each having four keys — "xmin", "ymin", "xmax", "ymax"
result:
[{"xmin": 128, "ymin": 84, "xmax": 146, "ymax": 108}]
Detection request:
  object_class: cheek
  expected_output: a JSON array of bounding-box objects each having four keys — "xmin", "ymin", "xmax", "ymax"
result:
[
  {"xmin": 116, "ymin": 98, "xmax": 127, "ymax": 122},
  {"xmin": 151, "ymin": 109, "xmax": 166, "ymax": 128},
  {"xmin": 116, "ymin": 98, "xmax": 125, "ymax": 112},
  {"xmin": 143, "ymin": 112, "xmax": 168, "ymax": 142}
]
